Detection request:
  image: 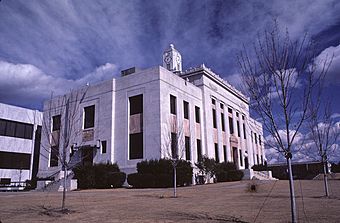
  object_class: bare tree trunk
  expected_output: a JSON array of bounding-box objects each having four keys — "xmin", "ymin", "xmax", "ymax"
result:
[
  {"xmin": 61, "ymin": 98, "xmax": 69, "ymax": 211},
  {"xmin": 62, "ymin": 167, "xmax": 66, "ymax": 210},
  {"xmin": 173, "ymin": 166, "xmax": 177, "ymax": 198},
  {"xmin": 287, "ymin": 157, "xmax": 297, "ymax": 223},
  {"xmin": 323, "ymin": 160, "xmax": 329, "ymax": 197}
]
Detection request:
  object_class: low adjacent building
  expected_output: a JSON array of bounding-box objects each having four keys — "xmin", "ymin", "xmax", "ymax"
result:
[{"xmin": 0, "ymin": 103, "xmax": 42, "ymax": 186}]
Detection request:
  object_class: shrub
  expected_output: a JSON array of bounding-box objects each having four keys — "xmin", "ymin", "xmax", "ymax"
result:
[
  {"xmin": 73, "ymin": 163, "xmax": 124, "ymax": 189},
  {"xmin": 25, "ymin": 178, "xmax": 37, "ymax": 190},
  {"xmin": 227, "ymin": 170, "xmax": 244, "ymax": 181},
  {"xmin": 129, "ymin": 159, "xmax": 193, "ymax": 188},
  {"xmin": 176, "ymin": 160, "xmax": 193, "ymax": 186},
  {"xmin": 195, "ymin": 156, "xmax": 216, "ymax": 177},
  {"xmin": 154, "ymin": 174, "xmax": 172, "ymax": 188},
  {"xmin": 127, "ymin": 173, "xmax": 156, "ymax": 188},
  {"xmin": 108, "ymin": 172, "xmax": 126, "ymax": 188},
  {"xmin": 214, "ymin": 162, "xmax": 237, "ymax": 174},
  {"xmin": 331, "ymin": 162, "xmax": 340, "ymax": 173},
  {"xmin": 73, "ymin": 165, "xmax": 95, "ymax": 189},
  {"xmin": 215, "ymin": 171, "xmax": 228, "ymax": 182}
]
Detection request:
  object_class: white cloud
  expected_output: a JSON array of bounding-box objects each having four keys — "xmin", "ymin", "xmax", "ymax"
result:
[
  {"xmin": 265, "ymin": 120, "xmax": 340, "ymax": 164},
  {"xmin": 331, "ymin": 113, "xmax": 340, "ymax": 119},
  {"xmin": 314, "ymin": 44, "xmax": 340, "ymax": 86},
  {"xmin": 0, "ymin": 60, "xmax": 117, "ymax": 108}
]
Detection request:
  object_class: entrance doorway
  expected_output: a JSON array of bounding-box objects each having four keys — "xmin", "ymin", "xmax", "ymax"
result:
[
  {"xmin": 245, "ymin": 157, "xmax": 249, "ymax": 169},
  {"xmin": 81, "ymin": 147, "xmax": 94, "ymax": 166}
]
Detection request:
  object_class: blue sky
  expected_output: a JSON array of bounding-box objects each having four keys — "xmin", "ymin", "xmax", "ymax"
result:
[
  {"xmin": 0, "ymin": 0, "xmax": 339, "ymax": 110},
  {"xmin": 0, "ymin": 0, "xmax": 339, "ymax": 162}
]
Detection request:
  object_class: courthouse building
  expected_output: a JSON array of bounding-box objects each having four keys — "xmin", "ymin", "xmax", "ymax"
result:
[{"xmin": 37, "ymin": 45, "xmax": 266, "ymax": 183}]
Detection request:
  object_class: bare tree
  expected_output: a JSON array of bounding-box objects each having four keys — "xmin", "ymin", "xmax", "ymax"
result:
[
  {"xmin": 238, "ymin": 22, "xmax": 331, "ymax": 222},
  {"xmin": 40, "ymin": 87, "xmax": 87, "ymax": 211},
  {"xmin": 306, "ymin": 101, "xmax": 339, "ymax": 197},
  {"xmin": 161, "ymin": 119, "xmax": 188, "ymax": 198}
]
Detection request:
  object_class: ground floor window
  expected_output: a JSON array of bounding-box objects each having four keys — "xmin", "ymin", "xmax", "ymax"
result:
[
  {"xmin": 50, "ymin": 146, "xmax": 59, "ymax": 167},
  {"xmin": 129, "ymin": 133, "xmax": 143, "ymax": 159},
  {"xmin": 0, "ymin": 151, "xmax": 31, "ymax": 169},
  {"xmin": 185, "ymin": 136, "xmax": 191, "ymax": 160},
  {"xmin": 214, "ymin": 143, "xmax": 219, "ymax": 163},
  {"xmin": 196, "ymin": 139, "xmax": 202, "ymax": 162}
]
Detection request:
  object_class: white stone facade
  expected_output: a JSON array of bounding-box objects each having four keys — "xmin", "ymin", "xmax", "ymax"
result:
[
  {"xmin": 37, "ymin": 45, "xmax": 266, "ymax": 179},
  {"xmin": 0, "ymin": 103, "xmax": 42, "ymax": 183}
]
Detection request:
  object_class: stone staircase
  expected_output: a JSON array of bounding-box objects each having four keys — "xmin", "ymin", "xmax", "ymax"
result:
[
  {"xmin": 243, "ymin": 169, "xmax": 278, "ymax": 180},
  {"xmin": 36, "ymin": 170, "xmax": 77, "ymax": 191}
]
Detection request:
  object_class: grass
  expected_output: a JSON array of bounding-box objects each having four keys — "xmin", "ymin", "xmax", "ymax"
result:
[{"xmin": 0, "ymin": 180, "xmax": 339, "ymax": 222}]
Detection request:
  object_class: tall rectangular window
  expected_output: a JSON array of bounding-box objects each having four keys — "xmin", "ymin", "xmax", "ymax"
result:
[
  {"xmin": 171, "ymin": 133, "xmax": 177, "ymax": 158},
  {"xmin": 129, "ymin": 94, "xmax": 143, "ymax": 159},
  {"xmin": 239, "ymin": 149, "xmax": 243, "ymax": 166},
  {"xmin": 229, "ymin": 117, "xmax": 234, "ymax": 134},
  {"xmin": 212, "ymin": 98, "xmax": 216, "ymax": 105},
  {"xmin": 237, "ymin": 120, "xmax": 240, "ymax": 137},
  {"xmin": 254, "ymin": 133, "xmax": 258, "ymax": 144},
  {"xmin": 197, "ymin": 139, "xmax": 202, "ymax": 161},
  {"xmin": 84, "ymin": 105, "xmax": 95, "ymax": 129},
  {"xmin": 50, "ymin": 146, "xmax": 59, "ymax": 167},
  {"xmin": 185, "ymin": 136, "xmax": 191, "ymax": 160},
  {"xmin": 214, "ymin": 143, "xmax": 219, "ymax": 163},
  {"xmin": 170, "ymin": 95, "xmax": 177, "ymax": 115},
  {"xmin": 243, "ymin": 123, "xmax": 246, "ymax": 139},
  {"xmin": 130, "ymin": 95, "xmax": 143, "ymax": 115},
  {"xmin": 221, "ymin": 113, "xmax": 225, "ymax": 131},
  {"xmin": 259, "ymin": 135, "xmax": 262, "ymax": 145},
  {"xmin": 183, "ymin": 101, "xmax": 189, "ymax": 119},
  {"xmin": 101, "ymin": 141, "xmax": 107, "ymax": 154},
  {"xmin": 52, "ymin": 115, "xmax": 61, "ymax": 131},
  {"xmin": 257, "ymin": 154, "xmax": 259, "ymax": 164},
  {"xmin": 212, "ymin": 109, "xmax": 217, "ymax": 128},
  {"xmin": 195, "ymin": 106, "xmax": 200, "ymax": 123},
  {"xmin": 223, "ymin": 145, "xmax": 227, "ymax": 162},
  {"xmin": 129, "ymin": 133, "xmax": 143, "ymax": 159}
]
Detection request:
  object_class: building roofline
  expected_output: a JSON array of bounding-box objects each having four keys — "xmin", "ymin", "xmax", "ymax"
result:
[{"xmin": 180, "ymin": 64, "xmax": 249, "ymax": 104}]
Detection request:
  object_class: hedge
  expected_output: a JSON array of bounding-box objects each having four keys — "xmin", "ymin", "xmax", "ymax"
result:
[
  {"xmin": 214, "ymin": 162, "xmax": 244, "ymax": 182},
  {"xmin": 128, "ymin": 159, "xmax": 193, "ymax": 188},
  {"xmin": 216, "ymin": 170, "xmax": 244, "ymax": 182},
  {"xmin": 127, "ymin": 173, "xmax": 156, "ymax": 188},
  {"xmin": 73, "ymin": 163, "xmax": 126, "ymax": 189}
]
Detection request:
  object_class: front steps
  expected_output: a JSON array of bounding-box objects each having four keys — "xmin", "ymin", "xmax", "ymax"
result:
[
  {"xmin": 36, "ymin": 170, "xmax": 77, "ymax": 192},
  {"xmin": 243, "ymin": 169, "xmax": 278, "ymax": 180}
]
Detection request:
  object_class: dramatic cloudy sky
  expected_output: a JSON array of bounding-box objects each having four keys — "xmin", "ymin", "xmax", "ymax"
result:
[{"xmin": 0, "ymin": 0, "xmax": 339, "ymax": 161}]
